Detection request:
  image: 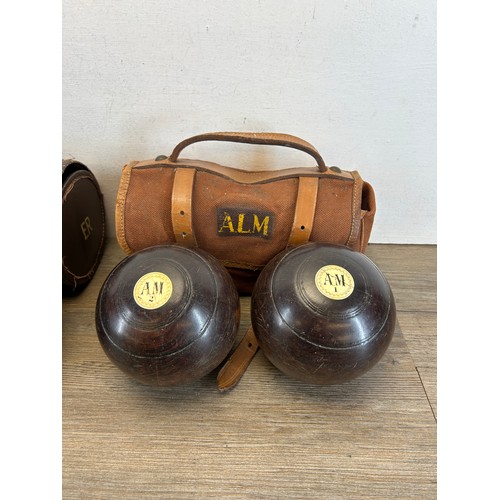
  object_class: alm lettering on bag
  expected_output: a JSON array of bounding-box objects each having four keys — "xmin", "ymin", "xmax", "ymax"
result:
[{"xmin": 217, "ymin": 208, "xmax": 273, "ymax": 239}]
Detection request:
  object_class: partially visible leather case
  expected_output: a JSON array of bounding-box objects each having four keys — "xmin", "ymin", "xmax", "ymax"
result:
[{"xmin": 62, "ymin": 159, "xmax": 106, "ymax": 296}]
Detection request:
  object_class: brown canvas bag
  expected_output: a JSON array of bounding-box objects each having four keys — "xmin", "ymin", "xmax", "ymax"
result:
[{"xmin": 115, "ymin": 132, "xmax": 376, "ymax": 293}]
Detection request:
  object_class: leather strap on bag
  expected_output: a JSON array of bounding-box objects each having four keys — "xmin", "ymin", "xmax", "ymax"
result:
[
  {"xmin": 288, "ymin": 176, "xmax": 319, "ymax": 246},
  {"xmin": 169, "ymin": 132, "xmax": 328, "ymax": 172},
  {"xmin": 217, "ymin": 177, "xmax": 319, "ymax": 390},
  {"xmin": 171, "ymin": 167, "xmax": 197, "ymax": 246},
  {"xmin": 217, "ymin": 327, "xmax": 259, "ymax": 392}
]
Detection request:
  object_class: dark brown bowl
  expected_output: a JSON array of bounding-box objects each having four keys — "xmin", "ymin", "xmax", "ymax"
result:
[
  {"xmin": 251, "ymin": 243, "xmax": 396, "ymax": 385},
  {"xmin": 95, "ymin": 245, "xmax": 240, "ymax": 386}
]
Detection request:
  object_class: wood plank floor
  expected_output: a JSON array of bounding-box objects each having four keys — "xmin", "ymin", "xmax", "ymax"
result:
[{"xmin": 63, "ymin": 240, "xmax": 436, "ymax": 499}]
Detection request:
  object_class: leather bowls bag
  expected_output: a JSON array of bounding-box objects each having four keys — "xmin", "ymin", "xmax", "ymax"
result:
[
  {"xmin": 115, "ymin": 132, "xmax": 376, "ymax": 294},
  {"xmin": 251, "ymin": 243, "xmax": 396, "ymax": 385},
  {"xmin": 95, "ymin": 245, "xmax": 240, "ymax": 386}
]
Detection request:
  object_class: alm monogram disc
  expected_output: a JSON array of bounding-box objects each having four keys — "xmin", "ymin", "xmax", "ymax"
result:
[
  {"xmin": 133, "ymin": 272, "xmax": 173, "ymax": 309},
  {"xmin": 315, "ymin": 265, "xmax": 355, "ymax": 300}
]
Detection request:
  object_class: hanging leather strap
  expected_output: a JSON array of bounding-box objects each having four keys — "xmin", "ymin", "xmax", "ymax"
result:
[
  {"xmin": 217, "ymin": 327, "xmax": 259, "ymax": 392},
  {"xmin": 171, "ymin": 168, "xmax": 197, "ymax": 246},
  {"xmin": 288, "ymin": 176, "xmax": 319, "ymax": 246}
]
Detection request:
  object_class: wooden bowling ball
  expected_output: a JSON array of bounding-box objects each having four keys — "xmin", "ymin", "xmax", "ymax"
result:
[
  {"xmin": 251, "ymin": 243, "xmax": 396, "ymax": 385},
  {"xmin": 95, "ymin": 245, "xmax": 240, "ymax": 386}
]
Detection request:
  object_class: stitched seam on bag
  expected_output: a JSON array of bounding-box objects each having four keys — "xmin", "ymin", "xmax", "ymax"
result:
[
  {"xmin": 346, "ymin": 171, "xmax": 361, "ymax": 246},
  {"xmin": 62, "ymin": 172, "xmax": 87, "ymax": 202},
  {"xmin": 359, "ymin": 217, "xmax": 365, "ymax": 252},
  {"xmin": 115, "ymin": 163, "xmax": 135, "ymax": 254}
]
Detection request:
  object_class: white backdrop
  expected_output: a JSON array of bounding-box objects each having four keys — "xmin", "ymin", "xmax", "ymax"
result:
[{"xmin": 62, "ymin": 0, "xmax": 436, "ymax": 244}]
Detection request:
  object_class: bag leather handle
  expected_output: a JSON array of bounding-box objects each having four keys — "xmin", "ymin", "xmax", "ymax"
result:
[{"xmin": 169, "ymin": 132, "xmax": 328, "ymax": 172}]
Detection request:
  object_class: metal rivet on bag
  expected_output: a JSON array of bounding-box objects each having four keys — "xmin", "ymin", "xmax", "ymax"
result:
[
  {"xmin": 330, "ymin": 166, "xmax": 341, "ymax": 173},
  {"xmin": 155, "ymin": 155, "xmax": 168, "ymax": 161}
]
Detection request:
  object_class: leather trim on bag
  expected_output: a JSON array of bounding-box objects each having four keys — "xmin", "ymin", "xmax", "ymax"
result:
[
  {"xmin": 115, "ymin": 162, "xmax": 137, "ymax": 255},
  {"xmin": 171, "ymin": 167, "xmax": 197, "ymax": 246},
  {"xmin": 132, "ymin": 159, "xmax": 355, "ymax": 184},
  {"xmin": 288, "ymin": 176, "xmax": 319, "ymax": 246}
]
